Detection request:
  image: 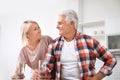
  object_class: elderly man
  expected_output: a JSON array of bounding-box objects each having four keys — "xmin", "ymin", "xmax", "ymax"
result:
[{"xmin": 34, "ymin": 9, "xmax": 117, "ymax": 80}]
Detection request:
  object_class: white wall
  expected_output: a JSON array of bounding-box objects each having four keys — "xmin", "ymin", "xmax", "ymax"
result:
[
  {"xmin": 82, "ymin": 0, "xmax": 120, "ymax": 34},
  {"xmin": 0, "ymin": 0, "xmax": 79, "ymax": 79},
  {"xmin": 82, "ymin": 0, "xmax": 120, "ymax": 21}
]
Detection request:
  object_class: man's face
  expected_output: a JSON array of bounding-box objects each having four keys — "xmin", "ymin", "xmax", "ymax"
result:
[{"xmin": 56, "ymin": 15, "xmax": 72, "ymax": 37}]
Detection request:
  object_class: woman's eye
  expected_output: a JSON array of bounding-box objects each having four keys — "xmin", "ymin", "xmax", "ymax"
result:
[{"xmin": 33, "ymin": 26, "xmax": 39, "ymax": 31}]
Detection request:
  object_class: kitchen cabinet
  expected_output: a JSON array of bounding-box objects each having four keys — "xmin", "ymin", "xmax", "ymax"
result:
[{"xmin": 78, "ymin": 20, "xmax": 106, "ymax": 47}]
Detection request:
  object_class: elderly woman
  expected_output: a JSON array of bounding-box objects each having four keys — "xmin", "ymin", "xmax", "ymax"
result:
[{"xmin": 11, "ymin": 20, "xmax": 53, "ymax": 79}]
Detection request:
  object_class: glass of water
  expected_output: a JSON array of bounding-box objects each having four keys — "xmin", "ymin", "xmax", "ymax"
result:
[{"xmin": 38, "ymin": 60, "xmax": 46, "ymax": 79}]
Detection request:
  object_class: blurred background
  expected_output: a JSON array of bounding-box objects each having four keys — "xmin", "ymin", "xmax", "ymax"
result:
[{"xmin": 0, "ymin": 0, "xmax": 120, "ymax": 80}]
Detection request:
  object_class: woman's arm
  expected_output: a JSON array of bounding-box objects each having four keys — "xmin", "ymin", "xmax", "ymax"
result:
[{"xmin": 11, "ymin": 63, "xmax": 25, "ymax": 79}]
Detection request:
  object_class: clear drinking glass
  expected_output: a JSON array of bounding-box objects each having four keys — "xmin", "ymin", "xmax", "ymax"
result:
[
  {"xmin": 24, "ymin": 64, "xmax": 33, "ymax": 80},
  {"xmin": 38, "ymin": 60, "xmax": 46, "ymax": 79},
  {"xmin": 17, "ymin": 61, "xmax": 25, "ymax": 79}
]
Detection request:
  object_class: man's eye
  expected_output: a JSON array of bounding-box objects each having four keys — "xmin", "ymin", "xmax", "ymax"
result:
[
  {"xmin": 34, "ymin": 28, "xmax": 37, "ymax": 30},
  {"xmin": 58, "ymin": 22, "xmax": 61, "ymax": 25}
]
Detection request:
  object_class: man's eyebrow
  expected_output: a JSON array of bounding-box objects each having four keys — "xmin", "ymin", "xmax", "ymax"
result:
[{"xmin": 58, "ymin": 21, "xmax": 60, "ymax": 23}]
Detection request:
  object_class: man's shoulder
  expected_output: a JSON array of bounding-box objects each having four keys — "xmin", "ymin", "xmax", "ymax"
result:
[{"xmin": 77, "ymin": 32, "xmax": 92, "ymax": 39}]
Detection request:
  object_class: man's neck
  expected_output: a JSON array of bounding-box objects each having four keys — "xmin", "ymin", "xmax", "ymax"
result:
[{"xmin": 65, "ymin": 30, "xmax": 76, "ymax": 42}]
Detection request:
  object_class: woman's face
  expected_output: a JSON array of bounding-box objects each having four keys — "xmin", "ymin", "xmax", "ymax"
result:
[{"xmin": 27, "ymin": 23, "xmax": 41, "ymax": 42}]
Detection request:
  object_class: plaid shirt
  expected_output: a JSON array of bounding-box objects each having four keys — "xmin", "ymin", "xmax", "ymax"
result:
[{"xmin": 45, "ymin": 31, "xmax": 117, "ymax": 80}]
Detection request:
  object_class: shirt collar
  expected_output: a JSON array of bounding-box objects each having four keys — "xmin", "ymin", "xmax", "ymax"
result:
[{"xmin": 60, "ymin": 31, "xmax": 82, "ymax": 41}]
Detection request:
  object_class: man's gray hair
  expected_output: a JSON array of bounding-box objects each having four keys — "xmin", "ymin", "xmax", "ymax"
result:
[{"xmin": 59, "ymin": 9, "xmax": 78, "ymax": 29}]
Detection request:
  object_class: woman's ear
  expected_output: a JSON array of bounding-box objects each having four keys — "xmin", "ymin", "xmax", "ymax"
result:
[{"xmin": 26, "ymin": 32, "xmax": 29, "ymax": 39}]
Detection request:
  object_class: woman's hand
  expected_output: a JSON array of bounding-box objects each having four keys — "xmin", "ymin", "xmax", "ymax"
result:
[
  {"xmin": 32, "ymin": 69, "xmax": 46, "ymax": 80},
  {"xmin": 11, "ymin": 73, "xmax": 18, "ymax": 80},
  {"xmin": 11, "ymin": 73, "xmax": 25, "ymax": 80},
  {"xmin": 32, "ymin": 69, "xmax": 41, "ymax": 80}
]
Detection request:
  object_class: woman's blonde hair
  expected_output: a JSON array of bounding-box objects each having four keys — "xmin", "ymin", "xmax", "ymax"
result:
[{"xmin": 20, "ymin": 20, "xmax": 39, "ymax": 45}]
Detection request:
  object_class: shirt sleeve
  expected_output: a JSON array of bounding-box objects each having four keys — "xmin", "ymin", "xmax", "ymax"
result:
[
  {"xmin": 44, "ymin": 43, "xmax": 56, "ymax": 79},
  {"xmin": 93, "ymin": 38, "xmax": 117, "ymax": 76},
  {"xmin": 18, "ymin": 48, "xmax": 26, "ymax": 65}
]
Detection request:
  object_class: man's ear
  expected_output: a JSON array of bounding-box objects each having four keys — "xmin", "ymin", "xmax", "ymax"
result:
[{"xmin": 70, "ymin": 21, "xmax": 75, "ymax": 26}]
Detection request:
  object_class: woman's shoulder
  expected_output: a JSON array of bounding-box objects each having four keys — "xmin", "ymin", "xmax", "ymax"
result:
[
  {"xmin": 40, "ymin": 35, "xmax": 54, "ymax": 44},
  {"xmin": 41, "ymin": 35, "xmax": 53, "ymax": 41},
  {"xmin": 42, "ymin": 35, "xmax": 52, "ymax": 39},
  {"xmin": 20, "ymin": 46, "xmax": 28, "ymax": 53}
]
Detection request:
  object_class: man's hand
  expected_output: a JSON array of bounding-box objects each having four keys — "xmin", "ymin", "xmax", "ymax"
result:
[{"xmin": 89, "ymin": 72, "xmax": 105, "ymax": 80}]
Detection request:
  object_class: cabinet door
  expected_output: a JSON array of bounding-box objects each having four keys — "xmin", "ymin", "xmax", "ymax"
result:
[{"xmin": 78, "ymin": 21, "xmax": 106, "ymax": 46}]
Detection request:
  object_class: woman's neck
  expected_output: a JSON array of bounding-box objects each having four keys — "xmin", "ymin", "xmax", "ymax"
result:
[{"xmin": 27, "ymin": 40, "xmax": 40, "ymax": 51}]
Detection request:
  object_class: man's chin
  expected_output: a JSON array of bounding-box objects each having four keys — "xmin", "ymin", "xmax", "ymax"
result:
[{"xmin": 59, "ymin": 33, "xmax": 62, "ymax": 36}]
